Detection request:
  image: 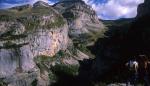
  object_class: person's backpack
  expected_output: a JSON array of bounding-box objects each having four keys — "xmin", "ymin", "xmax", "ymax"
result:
[{"xmin": 127, "ymin": 60, "xmax": 138, "ymax": 72}]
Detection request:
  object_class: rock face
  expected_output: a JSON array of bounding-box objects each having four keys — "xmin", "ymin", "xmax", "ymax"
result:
[
  {"xmin": 53, "ymin": 0, "xmax": 106, "ymax": 45},
  {"xmin": 0, "ymin": 0, "xmax": 101, "ymax": 86},
  {"xmin": 1, "ymin": 0, "xmax": 149, "ymax": 85},
  {"xmin": 137, "ymin": 0, "xmax": 150, "ymax": 17},
  {"xmin": 33, "ymin": 1, "xmax": 50, "ymax": 8},
  {"xmin": 0, "ymin": 1, "xmax": 69, "ymax": 86}
]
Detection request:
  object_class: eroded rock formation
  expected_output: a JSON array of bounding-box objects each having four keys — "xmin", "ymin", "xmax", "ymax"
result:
[
  {"xmin": 0, "ymin": 1, "xmax": 68, "ymax": 86},
  {"xmin": 0, "ymin": 0, "xmax": 106, "ymax": 86},
  {"xmin": 53, "ymin": 0, "xmax": 106, "ymax": 45}
]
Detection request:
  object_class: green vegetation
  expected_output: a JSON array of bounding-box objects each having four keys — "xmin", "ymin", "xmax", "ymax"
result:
[
  {"xmin": 55, "ymin": 50, "xmax": 66, "ymax": 58},
  {"xmin": 31, "ymin": 79, "xmax": 37, "ymax": 86},
  {"xmin": 1, "ymin": 34, "xmax": 27, "ymax": 41},
  {"xmin": 76, "ymin": 44, "xmax": 89, "ymax": 53},
  {"xmin": 17, "ymin": 16, "xmax": 40, "ymax": 31},
  {"xmin": 34, "ymin": 49, "xmax": 79, "ymax": 82},
  {"xmin": 0, "ymin": 41, "xmax": 28, "ymax": 49},
  {"xmin": 35, "ymin": 49, "xmax": 79, "ymax": 84},
  {"xmin": 34, "ymin": 50, "xmax": 71, "ymax": 71},
  {"xmin": 0, "ymin": 23, "xmax": 27, "ymax": 41},
  {"xmin": 102, "ymin": 18, "xmax": 133, "ymax": 39},
  {"xmin": 0, "ymin": 6, "xmax": 66, "ymax": 32},
  {"xmin": 87, "ymin": 27, "xmax": 108, "ymax": 43},
  {"xmin": 102, "ymin": 18, "xmax": 133, "ymax": 27},
  {"xmin": 52, "ymin": 50, "xmax": 78, "ymax": 76},
  {"xmin": 75, "ymin": 43, "xmax": 95, "ymax": 58},
  {"xmin": 67, "ymin": 46, "xmax": 78, "ymax": 55},
  {"xmin": 34, "ymin": 55, "xmax": 58, "ymax": 81},
  {"xmin": 0, "ymin": 14, "xmax": 15, "ymax": 21},
  {"xmin": 51, "ymin": 63, "xmax": 79, "ymax": 76},
  {"xmin": 35, "ymin": 50, "xmax": 67, "ymax": 63},
  {"xmin": 32, "ymin": 6, "xmax": 53, "ymax": 15},
  {"xmin": 0, "ymin": 80, "xmax": 7, "ymax": 86},
  {"xmin": 62, "ymin": 11, "xmax": 77, "ymax": 20},
  {"xmin": 97, "ymin": 27, "xmax": 108, "ymax": 38},
  {"xmin": 48, "ymin": 70, "xmax": 57, "ymax": 81},
  {"xmin": 46, "ymin": 15, "xmax": 65, "ymax": 28},
  {"xmin": 35, "ymin": 55, "xmax": 53, "ymax": 72},
  {"xmin": 72, "ymin": 28, "xmax": 107, "ymax": 58},
  {"xmin": 73, "ymin": 27, "xmax": 108, "ymax": 46}
]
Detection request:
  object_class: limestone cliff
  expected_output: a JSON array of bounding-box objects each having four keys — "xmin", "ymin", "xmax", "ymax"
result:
[
  {"xmin": 0, "ymin": 1, "xmax": 69, "ymax": 86},
  {"xmin": 0, "ymin": 1, "xmax": 96, "ymax": 86},
  {"xmin": 53, "ymin": 0, "xmax": 106, "ymax": 45},
  {"xmin": 1, "ymin": 0, "xmax": 149, "ymax": 85}
]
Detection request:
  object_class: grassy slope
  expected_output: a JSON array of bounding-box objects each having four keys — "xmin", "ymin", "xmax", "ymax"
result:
[{"xmin": 0, "ymin": 6, "xmax": 66, "ymax": 31}]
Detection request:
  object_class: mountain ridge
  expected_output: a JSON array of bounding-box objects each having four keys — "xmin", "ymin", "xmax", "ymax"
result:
[
  {"xmin": 0, "ymin": 0, "xmax": 106, "ymax": 86},
  {"xmin": 0, "ymin": 0, "xmax": 150, "ymax": 86}
]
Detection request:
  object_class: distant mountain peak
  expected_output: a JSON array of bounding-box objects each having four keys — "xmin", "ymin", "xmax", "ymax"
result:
[{"xmin": 33, "ymin": 1, "xmax": 50, "ymax": 8}]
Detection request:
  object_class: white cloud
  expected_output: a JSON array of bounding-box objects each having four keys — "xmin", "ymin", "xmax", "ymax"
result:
[
  {"xmin": 83, "ymin": 0, "xmax": 144, "ymax": 20},
  {"xmin": 0, "ymin": 0, "xmax": 145, "ymax": 20}
]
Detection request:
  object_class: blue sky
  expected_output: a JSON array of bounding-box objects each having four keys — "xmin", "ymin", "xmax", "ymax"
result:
[{"xmin": 0, "ymin": 0, "xmax": 144, "ymax": 20}]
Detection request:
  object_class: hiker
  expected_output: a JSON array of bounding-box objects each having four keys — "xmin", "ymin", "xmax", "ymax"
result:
[
  {"xmin": 125, "ymin": 57, "xmax": 139, "ymax": 86},
  {"xmin": 138, "ymin": 55, "xmax": 150, "ymax": 86}
]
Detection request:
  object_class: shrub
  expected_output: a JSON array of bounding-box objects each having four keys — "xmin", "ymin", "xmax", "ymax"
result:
[
  {"xmin": 51, "ymin": 64, "xmax": 79, "ymax": 76},
  {"xmin": 62, "ymin": 11, "xmax": 77, "ymax": 20},
  {"xmin": 17, "ymin": 16, "xmax": 40, "ymax": 31},
  {"xmin": 0, "ymin": 14, "xmax": 15, "ymax": 21},
  {"xmin": 46, "ymin": 15, "xmax": 65, "ymax": 28},
  {"xmin": 0, "ymin": 80, "xmax": 7, "ymax": 86},
  {"xmin": 31, "ymin": 79, "xmax": 37, "ymax": 86}
]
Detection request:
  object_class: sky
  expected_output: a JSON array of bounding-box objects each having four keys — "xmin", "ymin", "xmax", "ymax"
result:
[{"xmin": 0, "ymin": 0, "xmax": 145, "ymax": 20}]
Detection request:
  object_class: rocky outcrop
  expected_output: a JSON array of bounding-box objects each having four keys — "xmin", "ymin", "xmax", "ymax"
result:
[
  {"xmin": 33, "ymin": 1, "xmax": 50, "ymax": 8},
  {"xmin": 0, "ymin": 0, "xmax": 98, "ymax": 86},
  {"xmin": 53, "ymin": 0, "xmax": 106, "ymax": 45},
  {"xmin": 2, "ymin": 0, "xmax": 148, "ymax": 85},
  {"xmin": 137, "ymin": 0, "xmax": 150, "ymax": 17},
  {"xmin": 0, "ymin": 1, "xmax": 69, "ymax": 86}
]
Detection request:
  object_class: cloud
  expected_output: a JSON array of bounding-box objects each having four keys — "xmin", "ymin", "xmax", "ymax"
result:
[
  {"xmin": 84, "ymin": 0, "xmax": 144, "ymax": 20},
  {"xmin": 0, "ymin": 0, "xmax": 145, "ymax": 20}
]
